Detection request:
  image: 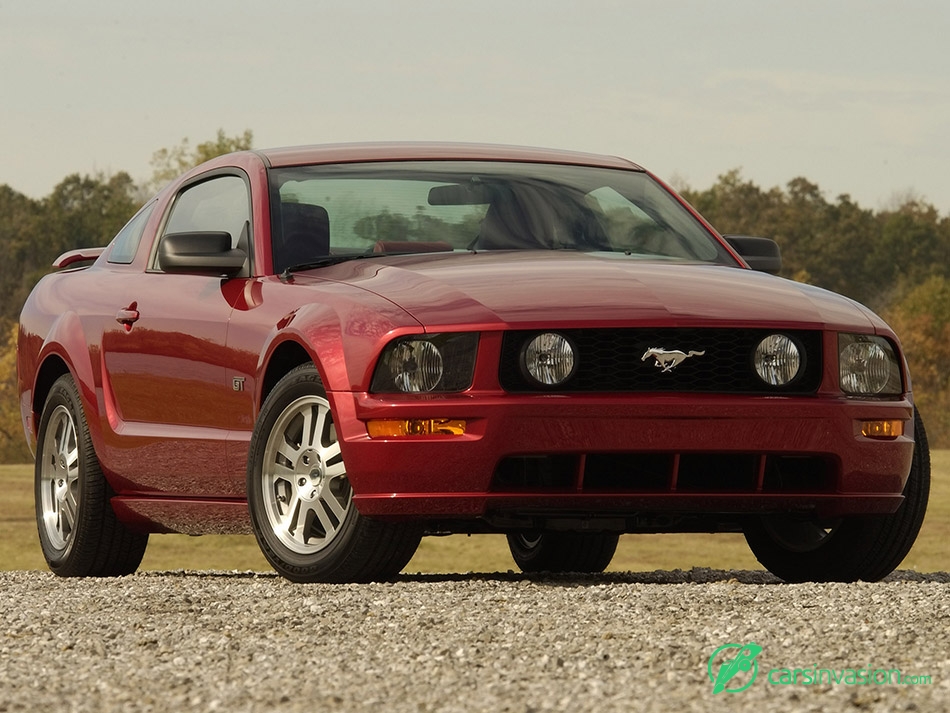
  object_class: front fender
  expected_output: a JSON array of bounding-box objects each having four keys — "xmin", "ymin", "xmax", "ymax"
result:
[{"xmin": 255, "ymin": 303, "xmax": 424, "ymax": 401}]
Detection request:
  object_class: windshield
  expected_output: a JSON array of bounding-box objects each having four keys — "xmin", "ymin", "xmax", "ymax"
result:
[{"xmin": 268, "ymin": 161, "xmax": 734, "ymax": 273}]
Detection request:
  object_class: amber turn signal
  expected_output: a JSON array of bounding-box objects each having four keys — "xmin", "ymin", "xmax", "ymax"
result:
[
  {"xmin": 860, "ymin": 420, "xmax": 904, "ymax": 439},
  {"xmin": 367, "ymin": 418, "xmax": 467, "ymax": 438}
]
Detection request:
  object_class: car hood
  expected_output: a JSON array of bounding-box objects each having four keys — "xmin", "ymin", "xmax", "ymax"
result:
[{"xmin": 304, "ymin": 252, "xmax": 877, "ymax": 331}]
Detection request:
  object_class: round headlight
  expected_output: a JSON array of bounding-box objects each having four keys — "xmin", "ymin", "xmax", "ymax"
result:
[
  {"xmin": 522, "ymin": 333, "xmax": 576, "ymax": 386},
  {"xmin": 389, "ymin": 340, "xmax": 443, "ymax": 392},
  {"xmin": 840, "ymin": 341, "xmax": 890, "ymax": 394},
  {"xmin": 754, "ymin": 334, "xmax": 802, "ymax": 386}
]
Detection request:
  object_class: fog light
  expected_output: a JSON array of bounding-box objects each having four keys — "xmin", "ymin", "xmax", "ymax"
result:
[
  {"xmin": 367, "ymin": 419, "xmax": 467, "ymax": 438},
  {"xmin": 861, "ymin": 420, "xmax": 904, "ymax": 439},
  {"xmin": 753, "ymin": 334, "xmax": 802, "ymax": 386},
  {"xmin": 522, "ymin": 332, "xmax": 576, "ymax": 386}
]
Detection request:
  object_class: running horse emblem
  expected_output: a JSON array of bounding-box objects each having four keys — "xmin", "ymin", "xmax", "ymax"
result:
[{"xmin": 641, "ymin": 347, "xmax": 706, "ymax": 373}]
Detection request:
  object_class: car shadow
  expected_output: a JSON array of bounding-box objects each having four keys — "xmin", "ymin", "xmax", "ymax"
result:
[
  {"xmin": 134, "ymin": 567, "xmax": 950, "ymax": 584},
  {"xmin": 395, "ymin": 567, "xmax": 950, "ymax": 585}
]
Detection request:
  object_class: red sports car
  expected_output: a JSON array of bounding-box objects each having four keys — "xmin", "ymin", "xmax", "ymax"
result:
[{"xmin": 17, "ymin": 143, "xmax": 929, "ymax": 583}]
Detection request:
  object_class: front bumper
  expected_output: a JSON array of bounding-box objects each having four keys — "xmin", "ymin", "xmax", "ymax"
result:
[{"xmin": 331, "ymin": 390, "xmax": 915, "ymax": 523}]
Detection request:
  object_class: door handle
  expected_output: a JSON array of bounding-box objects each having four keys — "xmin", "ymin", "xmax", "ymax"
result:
[{"xmin": 115, "ymin": 303, "xmax": 139, "ymax": 330}]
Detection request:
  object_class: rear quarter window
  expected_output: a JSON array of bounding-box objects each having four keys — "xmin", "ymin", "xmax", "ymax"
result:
[{"xmin": 108, "ymin": 202, "xmax": 155, "ymax": 264}]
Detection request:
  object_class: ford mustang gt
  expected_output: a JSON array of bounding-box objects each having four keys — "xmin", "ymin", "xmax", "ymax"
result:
[{"xmin": 17, "ymin": 142, "xmax": 929, "ymax": 582}]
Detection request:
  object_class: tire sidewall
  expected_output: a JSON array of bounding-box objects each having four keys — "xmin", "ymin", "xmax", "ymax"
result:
[
  {"xmin": 34, "ymin": 376, "xmax": 90, "ymax": 572},
  {"xmin": 507, "ymin": 532, "xmax": 546, "ymax": 569}
]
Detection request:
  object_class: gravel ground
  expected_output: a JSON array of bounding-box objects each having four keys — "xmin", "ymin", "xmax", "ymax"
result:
[{"xmin": 1, "ymin": 569, "xmax": 948, "ymax": 713}]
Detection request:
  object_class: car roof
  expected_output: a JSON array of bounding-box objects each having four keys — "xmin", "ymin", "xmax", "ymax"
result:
[{"xmin": 256, "ymin": 142, "xmax": 645, "ymax": 171}]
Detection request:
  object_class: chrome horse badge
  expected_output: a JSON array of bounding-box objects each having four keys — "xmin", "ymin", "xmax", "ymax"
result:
[{"xmin": 641, "ymin": 347, "xmax": 705, "ymax": 373}]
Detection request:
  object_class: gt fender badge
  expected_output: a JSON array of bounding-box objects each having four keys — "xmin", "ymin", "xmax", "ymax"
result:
[{"xmin": 641, "ymin": 347, "xmax": 705, "ymax": 372}]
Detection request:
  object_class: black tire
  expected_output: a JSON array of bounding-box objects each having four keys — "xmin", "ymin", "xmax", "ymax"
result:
[
  {"xmin": 744, "ymin": 408, "xmax": 930, "ymax": 583},
  {"xmin": 247, "ymin": 364, "xmax": 422, "ymax": 583},
  {"xmin": 507, "ymin": 531, "xmax": 619, "ymax": 573},
  {"xmin": 34, "ymin": 375, "xmax": 148, "ymax": 577}
]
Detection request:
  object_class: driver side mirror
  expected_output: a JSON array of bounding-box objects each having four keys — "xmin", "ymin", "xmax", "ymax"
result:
[{"xmin": 158, "ymin": 231, "xmax": 247, "ymax": 277}]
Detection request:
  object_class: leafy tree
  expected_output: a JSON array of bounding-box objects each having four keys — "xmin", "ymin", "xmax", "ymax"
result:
[
  {"xmin": 148, "ymin": 128, "xmax": 253, "ymax": 192},
  {"xmin": 41, "ymin": 172, "xmax": 139, "ymax": 255},
  {"xmin": 883, "ymin": 276, "xmax": 950, "ymax": 448},
  {"xmin": 682, "ymin": 169, "xmax": 787, "ymax": 239},
  {"xmin": 868, "ymin": 201, "xmax": 948, "ymax": 300},
  {"xmin": 0, "ymin": 173, "xmax": 139, "ymax": 323},
  {"xmin": 0, "ymin": 320, "xmax": 31, "ymax": 462},
  {"xmin": 6, "ymin": 172, "xmax": 140, "ymax": 316},
  {"xmin": 0, "ymin": 186, "xmax": 41, "ymax": 322},
  {"xmin": 802, "ymin": 194, "xmax": 877, "ymax": 306}
]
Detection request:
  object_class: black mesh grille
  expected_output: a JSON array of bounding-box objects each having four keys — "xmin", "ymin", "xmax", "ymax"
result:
[{"xmin": 499, "ymin": 328, "xmax": 823, "ymax": 394}]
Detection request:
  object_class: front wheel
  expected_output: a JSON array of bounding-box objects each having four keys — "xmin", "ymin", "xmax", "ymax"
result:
[
  {"xmin": 35, "ymin": 374, "xmax": 148, "ymax": 576},
  {"xmin": 744, "ymin": 408, "xmax": 930, "ymax": 582},
  {"xmin": 507, "ymin": 531, "xmax": 619, "ymax": 573},
  {"xmin": 247, "ymin": 364, "xmax": 421, "ymax": 583}
]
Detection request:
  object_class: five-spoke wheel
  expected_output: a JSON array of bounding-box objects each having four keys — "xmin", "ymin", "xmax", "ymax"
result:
[
  {"xmin": 260, "ymin": 393, "xmax": 352, "ymax": 554},
  {"xmin": 38, "ymin": 403, "xmax": 80, "ymax": 552},
  {"xmin": 247, "ymin": 364, "xmax": 421, "ymax": 582}
]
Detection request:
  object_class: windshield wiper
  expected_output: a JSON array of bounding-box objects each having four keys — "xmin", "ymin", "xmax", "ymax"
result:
[{"xmin": 279, "ymin": 254, "xmax": 376, "ymax": 281}]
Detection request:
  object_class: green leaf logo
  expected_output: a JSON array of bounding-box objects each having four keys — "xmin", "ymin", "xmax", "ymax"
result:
[{"xmin": 707, "ymin": 642, "xmax": 762, "ymax": 694}]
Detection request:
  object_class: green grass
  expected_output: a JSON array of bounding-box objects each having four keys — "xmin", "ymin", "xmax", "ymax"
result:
[{"xmin": 3, "ymin": 453, "xmax": 947, "ymax": 573}]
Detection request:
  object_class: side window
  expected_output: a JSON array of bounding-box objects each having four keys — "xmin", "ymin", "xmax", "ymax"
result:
[
  {"xmin": 108, "ymin": 202, "xmax": 155, "ymax": 264},
  {"xmin": 162, "ymin": 175, "xmax": 250, "ymax": 251}
]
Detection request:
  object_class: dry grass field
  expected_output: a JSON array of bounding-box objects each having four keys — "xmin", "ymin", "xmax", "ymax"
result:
[{"xmin": 2, "ymin": 452, "xmax": 947, "ymax": 574}]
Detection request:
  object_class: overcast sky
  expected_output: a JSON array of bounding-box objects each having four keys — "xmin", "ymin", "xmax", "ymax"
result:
[{"xmin": 2, "ymin": 1, "xmax": 948, "ymax": 214}]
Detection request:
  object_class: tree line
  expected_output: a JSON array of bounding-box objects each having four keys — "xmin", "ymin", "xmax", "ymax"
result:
[{"xmin": 1, "ymin": 134, "xmax": 947, "ymax": 460}]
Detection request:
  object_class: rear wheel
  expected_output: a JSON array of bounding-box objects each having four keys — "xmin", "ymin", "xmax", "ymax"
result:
[
  {"xmin": 247, "ymin": 364, "xmax": 421, "ymax": 583},
  {"xmin": 744, "ymin": 408, "xmax": 930, "ymax": 582},
  {"xmin": 35, "ymin": 375, "xmax": 148, "ymax": 576},
  {"xmin": 507, "ymin": 531, "xmax": 619, "ymax": 573}
]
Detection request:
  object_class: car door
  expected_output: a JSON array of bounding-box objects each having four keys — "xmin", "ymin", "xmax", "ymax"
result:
[{"xmin": 99, "ymin": 173, "xmax": 252, "ymax": 497}]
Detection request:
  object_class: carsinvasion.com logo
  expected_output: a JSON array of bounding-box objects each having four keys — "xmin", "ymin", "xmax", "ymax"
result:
[{"xmin": 707, "ymin": 642, "xmax": 763, "ymax": 694}]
